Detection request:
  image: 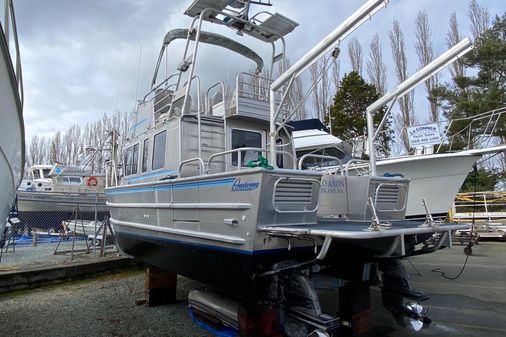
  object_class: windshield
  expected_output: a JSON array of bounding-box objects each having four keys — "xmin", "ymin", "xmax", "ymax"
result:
[{"xmin": 297, "ymin": 147, "xmax": 347, "ymax": 169}]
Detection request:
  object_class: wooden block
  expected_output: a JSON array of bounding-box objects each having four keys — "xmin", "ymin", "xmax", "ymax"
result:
[{"xmin": 144, "ymin": 266, "xmax": 177, "ymax": 307}]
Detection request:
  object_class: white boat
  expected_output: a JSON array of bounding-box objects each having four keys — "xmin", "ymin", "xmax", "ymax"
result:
[
  {"xmin": 293, "ymin": 125, "xmax": 506, "ymax": 220},
  {"xmin": 106, "ymin": 1, "xmax": 466, "ymax": 335},
  {"xmin": 1, "ymin": 0, "xmax": 24, "ymax": 225},
  {"xmin": 16, "ymin": 164, "xmax": 108, "ymax": 233}
]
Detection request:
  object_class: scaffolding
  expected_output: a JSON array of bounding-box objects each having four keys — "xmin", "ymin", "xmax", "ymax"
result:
[{"xmin": 450, "ymin": 191, "xmax": 506, "ymax": 240}]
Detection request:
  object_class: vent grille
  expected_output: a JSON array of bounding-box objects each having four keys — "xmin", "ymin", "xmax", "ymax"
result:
[
  {"xmin": 375, "ymin": 185, "xmax": 401, "ymax": 208},
  {"xmin": 274, "ymin": 180, "xmax": 314, "ymax": 203}
]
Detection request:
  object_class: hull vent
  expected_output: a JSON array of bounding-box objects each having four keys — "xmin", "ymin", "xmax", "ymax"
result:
[
  {"xmin": 375, "ymin": 184, "xmax": 403, "ymax": 210},
  {"xmin": 274, "ymin": 180, "xmax": 314, "ymax": 203}
]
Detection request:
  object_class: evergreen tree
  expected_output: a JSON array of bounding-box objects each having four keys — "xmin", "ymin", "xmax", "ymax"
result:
[
  {"xmin": 327, "ymin": 71, "xmax": 390, "ymax": 156},
  {"xmin": 432, "ymin": 14, "xmax": 506, "ymax": 148}
]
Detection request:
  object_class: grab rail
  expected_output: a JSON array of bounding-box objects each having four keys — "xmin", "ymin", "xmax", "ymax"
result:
[
  {"xmin": 344, "ymin": 159, "xmax": 370, "ymax": 176},
  {"xmin": 178, "ymin": 157, "xmax": 205, "ymax": 177},
  {"xmin": 297, "ymin": 154, "xmax": 343, "ymax": 175},
  {"xmin": 207, "ymin": 147, "xmax": 296, "ymax": 173}
]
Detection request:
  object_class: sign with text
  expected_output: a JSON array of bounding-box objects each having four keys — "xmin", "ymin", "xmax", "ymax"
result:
[{"xmin": 407, "ymin": 123, "xmax": 441, "ymax": 148}]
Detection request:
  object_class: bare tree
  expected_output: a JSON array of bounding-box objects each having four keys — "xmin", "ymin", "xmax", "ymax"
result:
[
  {"xmin": 415, "ymin": 10, "xmax": 439, "ymax": 123},
  {"xmin": 331, "ymin": 57, "xmax": 341, "ymax": 95},
  {"xmin": 389, "ymin": 19, "xmax": 414, "ymax": 152},
  {"xmin": 49, "ymin": 131, "xmax": 62, "ymax": 163},
  {"xmin": 274, "ymin": 59, "xmax": 308, "ymax": 120},
  {"xmin": 347, "ymin": 37, "xmax": 363, "ymax": 75},
  {"xmin": 468, "ymin": 0, "xmax": 490, "ymax": 41},
  {"xmin": 309, "ymin": 59, "xmax": 332, "ymax": 121},
  {"xmin": 366, "ymin": 34, "xmax": 387, "ymax": 96},
  {"xmin": 447, "ymin": 12, "xmax": 465, "ymax": 79}
]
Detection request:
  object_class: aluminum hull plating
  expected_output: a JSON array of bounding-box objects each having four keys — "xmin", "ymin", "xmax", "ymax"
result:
[
  {"xmin": 107, "ymin": 168, "xmax": 322, "ymax": 289},
  {"xmin": 0, "ymin": 22, "xmax": 24, "ymax": 223}
]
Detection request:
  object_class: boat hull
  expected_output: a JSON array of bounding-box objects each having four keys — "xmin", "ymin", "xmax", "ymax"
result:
[
  {"xmin": 107, "ymin": 168, "xmax": 322, "ymax": 291},
  {"xmin": 0, "ymin": 27, "xmax": 24, "ymax": 223},
  {"xmin": 16, "ymin": 191, "xmax": 108, "ymax": 232},
  {"xmin": 376, "ymin": 154, "xmax": 480, "ymax": 219}
]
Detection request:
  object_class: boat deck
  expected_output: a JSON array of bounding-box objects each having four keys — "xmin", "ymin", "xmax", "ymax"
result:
[{"xmin": 259, "ymin": 220, "xmax": 467, "ymax": 239}]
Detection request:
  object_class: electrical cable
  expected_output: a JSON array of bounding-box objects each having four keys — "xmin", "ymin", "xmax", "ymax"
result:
[
  {"xmin": 405, "ymin": 257, "xmax": 422, "ymax": 276},
  {"xmin": 431, "ymin": 163, "xmax": 478, "ymax": 280}
]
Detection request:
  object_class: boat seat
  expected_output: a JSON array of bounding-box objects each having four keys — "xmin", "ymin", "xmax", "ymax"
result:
[
  {"xmin": 154, "ymin": 89, "xmax": 173, "ymax": 119},
  {"xmin": 170, "ymin": 87, "xmax": 193, "ymax": 117}
]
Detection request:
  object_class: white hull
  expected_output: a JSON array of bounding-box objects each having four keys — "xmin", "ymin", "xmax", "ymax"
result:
[
  {"xmin": 376, "ymin": 153, "xmax": 481, "ymax": 219},
  {"xmin": 0, "ymin": 29, "xmax": 24, "ymax": 222}
]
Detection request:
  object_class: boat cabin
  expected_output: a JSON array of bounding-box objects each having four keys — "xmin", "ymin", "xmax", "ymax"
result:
[{"xmin": 121, "ymin": 27, "xmax": 297, "ymax": 184}]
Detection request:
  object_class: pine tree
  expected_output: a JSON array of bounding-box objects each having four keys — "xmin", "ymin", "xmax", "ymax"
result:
[{"xmin": 327, "ymin": 71, "xmax": 390, "ymax": 156}]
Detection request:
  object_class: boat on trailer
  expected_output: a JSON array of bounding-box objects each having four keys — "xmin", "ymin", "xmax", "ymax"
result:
[
  {"xmin": 1, "ymin": 0, "xmax": 24, "ymax": 242},
  {"xmin": 106, "ymin": 0, "xmax": 467, "ymax": 335}
]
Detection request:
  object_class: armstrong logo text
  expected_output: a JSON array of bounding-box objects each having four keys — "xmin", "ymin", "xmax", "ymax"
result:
[{"xmin": 231, "ymin": 178, "xmax": 260, "ymax": 192}]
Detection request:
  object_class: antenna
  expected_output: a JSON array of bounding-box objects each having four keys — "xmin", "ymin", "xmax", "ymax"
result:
[{"xmin": 134, "ymin": 45, "xmax": 142, "ymax": 110}]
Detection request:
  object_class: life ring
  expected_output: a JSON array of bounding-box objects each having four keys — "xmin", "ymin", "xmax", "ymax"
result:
[{"xmin": 86, "ymin": 176, "xmax": 98, "ymax": 187}]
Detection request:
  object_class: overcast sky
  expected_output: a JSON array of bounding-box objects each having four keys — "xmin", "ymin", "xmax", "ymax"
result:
[{"xmin": 13, "ymin": 0, "xmax": 505, "ymax": 141}]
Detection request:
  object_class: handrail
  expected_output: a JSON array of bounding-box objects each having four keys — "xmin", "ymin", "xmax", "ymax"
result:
[
  {"xmin": 178, "ymin": 157, "xmax": 205, "ymax": 177},
  {"xmin": 207, "ymin": 147, "xmax": 296, "ymax": 173},
  {"xmin": 439, "ymin": 107, "xmax": 506, "ymax": 152},
  {"xmin": 205, "ymin": 81, "xmax": 226, "ymax": 115},
  {"xmin": 144, "ymin": 72, "xmax": 179, "ymax": 101},
  {"xmin": 297, "ymin": 154, "xmax": 343, "ymax": 175},
  {"xmin": 344, "ymin": 159, "xmax": 370, "ymax": 176}
]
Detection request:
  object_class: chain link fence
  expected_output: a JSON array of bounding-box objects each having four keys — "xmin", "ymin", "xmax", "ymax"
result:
[{"xmin": 1, "ymin": 198, "xmax": 118, "ymax": 268}]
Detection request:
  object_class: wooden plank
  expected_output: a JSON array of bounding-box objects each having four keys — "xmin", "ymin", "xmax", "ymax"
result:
[{"xmin": 144, "ymin": 266, "xmax": 177, "ymax": 307}]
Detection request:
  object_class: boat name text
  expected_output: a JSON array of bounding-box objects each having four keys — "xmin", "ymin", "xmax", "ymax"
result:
[{"xmin": 231, "ymin": 178, "xmax": 260, "ymax": 192}]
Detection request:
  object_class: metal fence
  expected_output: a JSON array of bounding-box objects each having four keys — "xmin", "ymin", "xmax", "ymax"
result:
[{"xmin": 0, "ymin": 199, "xmax": 117, "ymax": 268}]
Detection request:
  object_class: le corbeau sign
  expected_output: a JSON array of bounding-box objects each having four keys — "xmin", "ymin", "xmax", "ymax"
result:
[{"xmin": 407, "ymin": 123, "xmax": 441, "ymax": 148}]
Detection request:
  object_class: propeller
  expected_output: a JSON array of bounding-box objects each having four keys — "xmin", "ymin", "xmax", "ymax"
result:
[
  {"xmin": 307, "ymin": 329, "xmax": 330, "ymax": 337},
  {"xmin": 404, "ymin": 302, "xmax": 431, "ymax": 331}
]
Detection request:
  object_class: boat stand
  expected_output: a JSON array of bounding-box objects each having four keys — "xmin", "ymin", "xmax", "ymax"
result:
[
  {"xmin": 141, "ymin": 266, "xmax": 178, "ymax": 307},
  {"xmin": 54, "ymin": 206, "xmax": 91, "ymax": 260}
]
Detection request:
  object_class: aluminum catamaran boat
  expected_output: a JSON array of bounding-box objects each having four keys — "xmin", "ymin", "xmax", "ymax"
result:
[
  {"xmin": 1, "ymin": 0, "xmax": 24, "ymax": 228},
  {"xmin": 106, "ymin": 1, "xmax": 466, "ymax": 335}
]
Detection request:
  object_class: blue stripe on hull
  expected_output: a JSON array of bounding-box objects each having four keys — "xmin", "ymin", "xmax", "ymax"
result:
[{"xmin": 106, "ymin": 177, "xmax": 237, "ymax": 196}]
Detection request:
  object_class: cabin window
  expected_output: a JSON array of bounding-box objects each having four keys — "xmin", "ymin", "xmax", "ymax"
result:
[
  {"xmin": 142, "ymin": 138, "xmax": 150, "ymax": 173},
  {"xmin": 132, "ymin": 143, "xmax": 139, "ymax": 174},
  {"xmin": 152, "ymin": 131, "xmax": 167, "ymax": 170},
  {"xmin": 42, "ymin": 169, "xmax": 51, "ymax": 178},
  {"xmin": 124, "ymin": 143, "xmax": 140, "ymax": 176},
  {"xmin": 67, "ymin": 177, "xmax": 82, "ymax": 185},
  {"xmin": 56, "ymin": 176, "xmax": 82, "ymax": 185},
  {"xmin": 33, "ymin": 170, "xmax": 41, "ymax": 179},
  {"xmin": 297, "ymin": 147, "xmax": 346, "ymax": 169},
  {"xmin": 231, "ymin": 129, "xmax": 262, "ymax": 166}
]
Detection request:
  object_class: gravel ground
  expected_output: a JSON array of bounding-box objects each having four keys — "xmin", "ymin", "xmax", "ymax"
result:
[
  {"xmin": 0, "ymin": 242, "xmax": 505, "ymax": 337},
  {"xmin": 0, "ymin": 240, "xmax": 118, "ymax": 270},
  {"xmin": 0, "ymin": 272, "xmax": 212, "ymax": 337}
]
